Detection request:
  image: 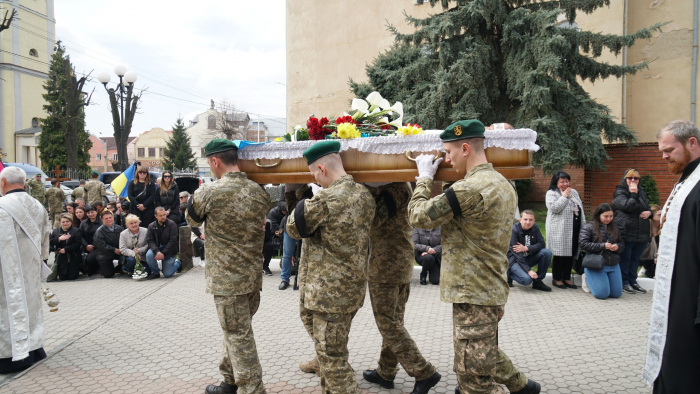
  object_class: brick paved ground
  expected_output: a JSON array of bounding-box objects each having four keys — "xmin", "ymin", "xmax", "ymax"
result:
[{"xmin": 0, "ymin": 260, "xmax": 654, "ymax": 394}]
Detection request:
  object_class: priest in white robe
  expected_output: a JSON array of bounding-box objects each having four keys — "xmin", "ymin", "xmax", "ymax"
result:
[
  {"xmin": 0, "ymin": 166, "xmax": 51, "ymax": 373},
  {"xmin": 644, "ymin": 120, "xmax": 700, "ymax": 393}
]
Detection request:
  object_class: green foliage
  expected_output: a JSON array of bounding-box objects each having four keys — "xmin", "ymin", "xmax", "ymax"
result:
[
  {"xmin": 284, "ymin": 127, "xmax": 309, "ymax": 142},
  {"xmin": 350, "ymin": 0, "xmax": 666, "ymax": 173},
  {"xmin": 38, "ymin": 42, "xmax": 92, "ymax": 171},
  {"xmin": 640, "ymin": 174, "xmax": 660, "ymax": 206},
  {"xmin": 162, "ymin": 117, "xmax": 197, "ymax": 170},
  {"xmin": 515, "ymin": 179, "xmax": 533, "ymax": 203}
]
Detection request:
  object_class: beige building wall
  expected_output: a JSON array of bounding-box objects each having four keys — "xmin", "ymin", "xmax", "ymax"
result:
[
  {"xmin": 287, "ymin": 0, "xmax": 699, "ymax": 144},
  {"xmin": 133, "ymin": 128, "xmax": 172, "ymax": 169},
  {"xmin": 0, "ymin": 0, "xmax": 55, "ymax": 161}
]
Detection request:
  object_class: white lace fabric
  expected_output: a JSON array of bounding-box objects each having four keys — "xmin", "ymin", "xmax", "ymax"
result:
[{"xmin": 238, "ymin": 129, "xmax": 539, "ymax": 160}]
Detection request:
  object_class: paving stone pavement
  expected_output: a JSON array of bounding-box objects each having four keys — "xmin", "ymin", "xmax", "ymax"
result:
[{"xmin": 0, "ymin": 260, "xmax": 654, "ymax": 394}]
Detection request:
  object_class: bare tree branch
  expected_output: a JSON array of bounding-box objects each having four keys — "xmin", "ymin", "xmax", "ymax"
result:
[
  {"xmin": 202, "ymin": 100, "xmax": 250, "ymax": 142},
  {"xmin": 0, "ymin": 8, "xmax": 17, "ymax": 33}
]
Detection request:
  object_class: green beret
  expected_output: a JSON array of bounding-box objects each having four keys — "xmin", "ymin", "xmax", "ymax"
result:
[
  {"xmin": 205, "ymin": 139, "xmax": 238, "ymax": 156},
  {"xmin": 91, "ymin": 170, "xmax": 99, "ymax": 176},
  {"xmin": 440, "ymin": 120, "xmax": 486, "ymax": 142},
  {"xmin": 303, "ymin": 140, "xmax": 341, "ymax": 165}
]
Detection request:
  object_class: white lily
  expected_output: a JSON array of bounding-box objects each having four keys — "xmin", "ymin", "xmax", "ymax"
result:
[
  {"xmin": 351, "ymin": 98, "xmax": 370, "ymax": 114},
  {"xmin": 365, "ymin": 91, "xmax": 391, "ymax": 111},
  {"xmin": 388, "ymin": 114, "xmax": 404, "ymax": 128},
  {"xmin": 385, "ymin": 101, "xmax": 403, "ymax": 118}
]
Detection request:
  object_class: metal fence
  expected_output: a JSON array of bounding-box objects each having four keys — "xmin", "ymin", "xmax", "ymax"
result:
[{"xmin": 42, "ymin": 167, "xmax": 93, "ymax": 180}]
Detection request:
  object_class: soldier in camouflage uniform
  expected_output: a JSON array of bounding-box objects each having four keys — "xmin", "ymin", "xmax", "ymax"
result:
[
  {"xmin": 362, "ymin": 181, "xmax": 442, "ymax": 394},
  {"xmin": 24, "ymin": 173, "xmax": 46, "ymax": 205},
  {"xmin": 72, "ymin": 179, "xmax": 86, "ymax": 202},
  {"xmin": 408, "ymin": 120, "xmax": 541, "ymax": 394},
  {"xmin": 84, "ymin": 171, "xmax": 106, "ymax": 205},
  {"xmin": 285, "ymin": 141, "xmax": 375, "ymax": 394},
  {"xmin": 186, "ymin": 139, "xmax": 270, "ymax": 394},
  {"xmin": 46, "ymin": 179, "xmax": 65, "ymax": 229}
]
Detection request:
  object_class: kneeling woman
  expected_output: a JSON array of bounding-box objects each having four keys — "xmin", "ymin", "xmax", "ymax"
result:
[
  {"xmin": 579, "ymin": 203, "xmax": 625, "ymax": 300},
  {"xmin": 49, "ymin": 213, "xmax": 83, "ymax": 280}
]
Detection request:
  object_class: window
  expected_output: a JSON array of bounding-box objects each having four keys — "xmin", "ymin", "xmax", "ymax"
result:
[
  {"xmin": 201, "ymin": 147, "xmax": 206, "ymax": 158},
  {"xmin": 208, "ymin": 115, "xmax": 216, "ymax": 129},
  {"xmin": 148, "ymin": 148, "xmax": 156, "ymax": 157},
  {"xmin": 159, "ymin": 148, "xmax": 164, "ymax": 157},
  {"xmin": 31, "ymin": 117, "xmax": 39, "ymax": 127},
  {"xmin": 29, "ymin": 49, "xmax": 38, "ymax": 57},
  {"xmin": 112, "ymin": 154, "xmax": 118, "ymax": 161},
  {"xmin": 138, "ymin": 148, "xmax": 145, "ymax": 157},
  {"xmin": 96, "ymin": 153, "xmax": 102, "ymax": 161}
]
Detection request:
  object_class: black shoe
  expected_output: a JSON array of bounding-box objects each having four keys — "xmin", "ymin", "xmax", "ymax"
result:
[
  {"xmin": 455, "ymin": 388, "xmax": 460, "ymax": 394},
  {"xmin": 362, "ymin": 369, "xmax": 394, "ymax": 389},
  {"xmin": 532, "ymin": 280, "xmax": 552, "ymax": 292},
  {"xmin": 279, "ymin": 281, "xmax": 289, "ymax": 290},
  {"xmin": 411, "ymin": 371, "xmax": 441, "ymax": 394},
  {"xmin": 508, "ymin": 278, "xmax": 514, "ymax": 288},
  {"xmin": 552, "ymin": 280, "xmax": 567, "ymax": 289},
  {"xmin": 204, "ymin": 381, "xmax": 237, "ymax": 394},
  {"xmin": 623, "ymin": 284, "xmax": 637, "ymax": 294},
  {"xmin": 263, "ymin": 267, "xmax": 273, "ymax": 276},
  {"xmin": 420, "ymin": 273, "xmax": 427, "ymax": 285},
  {"xmin": 631, "ymin": 283, "xmax": 647, "ymax": 294},
  {"xmin": 511, "ymin": 379, "xmax": 541, "ymax": 394},
  {"xmin": 564, "ymin": 281, "xmax": 577, "ymax": 289},
  {"xmin": 146, "ymin": 273, "xmax": 160, "ymax": 280}
]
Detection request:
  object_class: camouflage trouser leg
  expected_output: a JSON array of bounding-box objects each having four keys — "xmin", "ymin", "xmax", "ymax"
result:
[
  {"xmin": 312, "ymin": 312, "xmax": 362, "ymax": 394},
  {"xmin": 453, "ymin": 303, "xmax": 527, "ymax": 394},
  {"xmin": 299, "ymin": 293, "xmax": 315, "ymax": 339},
  {"xmin": 51, "ymin": 211, "xmax": 62, "ymax": 229},
  {"xmin": 215, "ymin": 291, "xmax": 266, "ymax": 394},
  {"xmin": 369, "ymin": 282, "xmax": 435, "ymax": 381}
]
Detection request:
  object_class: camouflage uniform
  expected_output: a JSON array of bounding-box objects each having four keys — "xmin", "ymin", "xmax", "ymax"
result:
[
  {"xmin": 186, "ymin": 171, "xmax": 270, "ymax": 394},
  {"xmin": 84, "ymin": 179, "xmax": 106, "ymax": 205},
  {"xmin": 24, "ymin": 177, "xmax": 46, "ymax": 205},
  {"xmin": 72, "ymin": 185, "xmax": 86, "ymax": 202},
  {"xmin": 45, "ymin": 185, "xmax": 65, "ymax": 229},
  {"xmin": 408, "ymin": 163, "xmax": 528, "ymax": 394},
  {"xmin": 365, "ymin": 182, "xmax": 436, "ymax": 382},
  {"xmin": 286, "ymin": 175, "xmax": 375, "ymax": 394}
]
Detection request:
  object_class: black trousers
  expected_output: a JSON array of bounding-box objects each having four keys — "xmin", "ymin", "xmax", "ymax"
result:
[
  {"xmin": 640, "ymin": 259, "xmax": 656, "ymax": 278},
  {"xmin": 85, "ymin": 250, "xmax": 99, "ymax": 276},
  {"xmin": 262, "ymin": 241, "xmax": 278, "ymax": 270},
  {"xmin": 193, "ymin": 238, "xmax": 205, "ymax": 260},
  {"xmin": 415, "ymin": 251, "xmax": 441, "ymax": 285},
  {"xmin": 552, "ymin": 255, "xmax": 574, "ymax": 281},
  {"xmin": 98, "ymin": 256, "xmax": 122, "ymax": 278}
]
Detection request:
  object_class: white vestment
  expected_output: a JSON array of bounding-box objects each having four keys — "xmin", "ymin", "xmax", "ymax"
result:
[{"xmin": 0, "ymin": 191, "xmax": 50, "ymax": 361}]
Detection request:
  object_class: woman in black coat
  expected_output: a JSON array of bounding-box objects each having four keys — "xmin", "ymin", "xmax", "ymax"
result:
[
  {"xmin": 155, "ymin": 171, "xmax": 180, "ymax": 224},
  {"xmin": 127, "ymin": 166, "xmax": 156, "ymax": 228},
  {"xmin": 413, "ymin": 227, "xmax": 442, "ymax": 285},
  {"xmin": 612, "ymin": 168, "xmax": 652, "ymax": 294},
  {"xmin": 49, "ymin": 213, "xmax": 83, "ymax": 281}
]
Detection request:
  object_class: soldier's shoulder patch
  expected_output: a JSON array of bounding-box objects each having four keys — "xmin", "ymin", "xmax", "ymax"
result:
[{"xmin": 426, "ymin": 195, "xmax": 452, "ymax": 220}]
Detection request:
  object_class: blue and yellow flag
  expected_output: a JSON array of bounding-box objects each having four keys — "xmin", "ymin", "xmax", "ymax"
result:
[{"xmin": 111, "ymin": 161, "xmax": 136, "ymax": 199}]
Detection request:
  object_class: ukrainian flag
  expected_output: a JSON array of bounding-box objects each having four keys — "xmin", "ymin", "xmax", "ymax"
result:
[{"xmin": 111, "ymin": 161, "xmax": 136, "ymax": 199}]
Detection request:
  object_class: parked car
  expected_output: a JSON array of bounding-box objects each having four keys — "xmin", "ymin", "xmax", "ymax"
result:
[
  {"xmin": 59, "ymin": 180, "xmax": 82, "ymax": 190},
  {"xmin": 173, "ymin": 173, "xmax": 201, "ymax": 195},
  {"xmin": 2, "ymin": 162, "xmax": 49, "ymax": 182}
]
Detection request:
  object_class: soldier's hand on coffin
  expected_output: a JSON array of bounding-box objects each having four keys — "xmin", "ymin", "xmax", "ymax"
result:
[
  {"xmin": 285, "ymin": 183, "xmax": 302, "ymax": 192},
  {"xmin": 415, "ymin": 154, "xmax": 443, "ymax": 180}
]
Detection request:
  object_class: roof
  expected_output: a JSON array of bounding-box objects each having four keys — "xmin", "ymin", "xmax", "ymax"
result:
[
  {"xmin": 102, "ymin": 136, "xmax": 137, "ymax": 150},
  {"xmin": 15, "ymin": 126, "xmax": 41, "ymax": 135}
]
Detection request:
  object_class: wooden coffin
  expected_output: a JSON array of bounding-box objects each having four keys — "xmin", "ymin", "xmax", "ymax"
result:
[{"xmin": 239, "ymin": 147, "xmax": 533, "ymax": 184}]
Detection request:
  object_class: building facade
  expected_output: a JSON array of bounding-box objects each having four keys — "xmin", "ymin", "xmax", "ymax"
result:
[
  {"xmin": 133, "ymin": 128, "xmax": 172, "ymax": 169},
  {"xmin": 286, "ymin": 0, "xmax": 699, "ymax": 208},
  {"xmin": 186, "ymin": 108, "xmax": 251, "ymax": 176},
  {"xmin": 0, "ymin": 0, "xmax": 55, "ymax": 162},
  {"xmin": 87, "ymin": 134, "xmax": 107, "ymax": 171},
  {"xmin": 14, "ymin": 124, "xmax": 41, "ymax": 167}
]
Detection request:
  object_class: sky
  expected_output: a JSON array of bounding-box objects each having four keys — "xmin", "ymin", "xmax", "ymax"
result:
[{"xmin": 54, "ymin": 0, "xmax": 287, "ymax": 138}]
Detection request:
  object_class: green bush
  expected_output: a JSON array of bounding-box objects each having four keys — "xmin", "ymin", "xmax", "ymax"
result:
[
  {"xmin": 640, "ymin": 174, "xmax": 660, "ymax": 206},
  {"xmin": 515, "ymin": 179, "xmax": 533, "ymax": 203}
]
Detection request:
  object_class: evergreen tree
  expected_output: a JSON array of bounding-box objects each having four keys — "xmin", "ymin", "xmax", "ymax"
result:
[
  {"xmin": 162, "ymin": 117, "xmax": 197, "ymax": 170},
  {"xmin": 350, "ymin": 0, "xmax": 665, "ymax": 173},
  {"xmin": 38, "ymin": 42, "xmax": 92, "ymax": 172}
]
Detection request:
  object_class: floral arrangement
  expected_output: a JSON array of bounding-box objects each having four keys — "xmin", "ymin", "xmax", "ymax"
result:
[
  {"xmin": 283, "ymin": 91, "xmax": 419, "ymax": 141},
  {"xmin": 131, "ymin": 239, "xmax": 148, "ymax": 280},
  {"xmin": 42, "ymin": 287, "xmax": 59, "ymax": 312}
]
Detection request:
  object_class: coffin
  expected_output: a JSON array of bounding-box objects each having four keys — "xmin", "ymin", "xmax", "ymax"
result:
[{"xmin": 238, "ymin": 130, "xmax": 538, "ymax": 184}]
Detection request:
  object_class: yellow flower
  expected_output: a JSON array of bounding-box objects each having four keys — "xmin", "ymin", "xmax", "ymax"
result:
[
  {"xmin": 397, "ymin": 123, "xmax": 424, "ymax": 136},
  {"xmin": 274, "ymin": 137, "xmax": 283, "ymax": 142},
  {"xmin": 337, "ymin": 123, "xmax": 361, "ymax": 139}
]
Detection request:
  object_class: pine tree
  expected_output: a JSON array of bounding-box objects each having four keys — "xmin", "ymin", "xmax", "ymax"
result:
[
  {"xmin": 350, "ymin": 0, "xmax": 666, "ymax": 174},
  {"xmin": 38, "ymin": 42, "xmax": 92, "ymax": 172},
  {"xmin": 162, "ymin": 117, "xmax": 197, "ymax": 170}
]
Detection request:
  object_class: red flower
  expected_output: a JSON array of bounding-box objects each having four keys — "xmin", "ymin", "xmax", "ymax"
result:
[
  {"xmin": 335, "ymin": 116, "xmax": 357, "ymax": 125},
  {"xmin": 307, "ymin": 117, "xmax": 332, "ymax": 140},
  {"xmin": 380, "ymin": 124, "xmax": 393, "ymax": 130}
]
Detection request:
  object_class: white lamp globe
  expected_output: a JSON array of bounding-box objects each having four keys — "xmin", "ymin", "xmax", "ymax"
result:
[
  {"xmin": 97, "ymin": 71, "xmax": 111, "ymax": 84},
  {"xmin": 114, "ymin": 64, "xmax": 127, "ymax": 76},
  {"xmin": 124, "ymin": 70, "xmax": 138, "ymax": 84}
]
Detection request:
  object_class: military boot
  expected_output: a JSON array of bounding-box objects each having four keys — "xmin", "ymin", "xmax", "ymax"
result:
[
  {"xmin": 363, "ymin": 369, "xmax": 394, "ymax": 389},
  {"xmin": 411, "ymin": 371, "xmax": 441, "ymax": 394},
  {"xmin": 299, "ymin": 358, "xmax": 320, "ymax": 376},
  {"xmin": 511, "ymin": 379, "xmax": 541, "ymax": 394},
  {"xmin": 204, "ymin": 381, "xmax": 237, "ymax": 394},
  {"xmin": 420, "ymin": 272, "xmax": 427, "ymax": 285}
]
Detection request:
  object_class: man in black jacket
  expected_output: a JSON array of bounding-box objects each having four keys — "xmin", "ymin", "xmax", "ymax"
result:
[
  {"xmin": 93, "ymin": 210, "xmax": 125, "ymax": 278},
  {"xmin": 507, "ymin": 210, "xmax": 552, "ymax": 291},
  {"xmin": 146, "ymin": 207, "xmax": 180, "ymax": 279}
]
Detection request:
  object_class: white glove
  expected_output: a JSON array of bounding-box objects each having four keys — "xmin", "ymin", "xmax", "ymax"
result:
[
  {"xmin": 415, "ymin": 154, "xmax": 443, "ymax": 180},
  {"xmin": 285, "ymin": 183, "xmax": 302, "ymax": 192}
]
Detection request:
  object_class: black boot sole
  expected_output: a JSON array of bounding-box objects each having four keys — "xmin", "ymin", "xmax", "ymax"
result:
[
  {"xmin": 362, "ymin": 371, "xmax": 394, "ymax": 389},
  {"xmin": 412, "ymin": 372, "xmax": 441, "ymax": 394}
]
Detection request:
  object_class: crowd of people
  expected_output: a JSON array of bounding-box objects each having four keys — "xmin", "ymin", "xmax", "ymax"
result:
[{"xmin": 1, "ymin": 119, "xmax": 697, "ymax": 394}]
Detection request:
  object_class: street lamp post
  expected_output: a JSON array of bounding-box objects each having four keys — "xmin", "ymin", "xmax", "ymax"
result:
[{"xmin": 97, "ymin": 65, "xmax": 138, "ymax": 171}]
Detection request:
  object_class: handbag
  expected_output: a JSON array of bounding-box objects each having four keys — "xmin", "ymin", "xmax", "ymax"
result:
[
  {"xmin": 641, "ymin": 237, "xmax": 657, "ymax": 261},
  {"xmin": 582, "ymin": 252, "xmax": 605, "ymax": 270}
]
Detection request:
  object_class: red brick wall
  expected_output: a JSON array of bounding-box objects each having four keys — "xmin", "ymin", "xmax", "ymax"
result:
[
  {"xmin": 529, "ymin": 166, "xmax": 585, "ymax": 202},
  {"xmin": 584, "ymin": 143, "xmax": 675, "ymax": 211}
]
